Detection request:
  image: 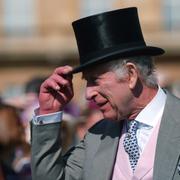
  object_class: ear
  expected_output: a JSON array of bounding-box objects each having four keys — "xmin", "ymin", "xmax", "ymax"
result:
[{"xmin": 125, "ymin": 62, "xmax": 138, "ymax": 90}]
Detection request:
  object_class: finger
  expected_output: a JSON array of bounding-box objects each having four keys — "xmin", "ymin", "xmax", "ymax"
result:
[
  {"xmin": 41, "ymin": 78, "xmax": 61, "ymax": 93},
  {"xmin": 54, "ymin": 88, "xmax": 74, "ymax": 108},
  {"xmin": 54, "ymin": 66, "xmax": 73, "ymax": 76},
  {"xmin": 50, "ymin": 74, "xmax": 73, "ymax": 91},
  {"xmin": 54, "ymin": 79, "xmax": 74, "ymax": 98}
]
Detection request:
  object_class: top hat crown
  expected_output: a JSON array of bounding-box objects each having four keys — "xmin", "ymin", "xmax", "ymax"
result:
[{"xmin": 72, "ymin": 7, "xmax": 164, "ymax": 73}]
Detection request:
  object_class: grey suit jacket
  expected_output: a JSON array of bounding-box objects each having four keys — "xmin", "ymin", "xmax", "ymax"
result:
[{"xmin": 31, "ymin": 91, "xmax": 180, "ymax": 180}]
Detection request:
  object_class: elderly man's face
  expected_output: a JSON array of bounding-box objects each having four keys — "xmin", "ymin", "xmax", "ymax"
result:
[{"xmin": 82, "ymin": 65, "xmax": 133, "ymax": 121}]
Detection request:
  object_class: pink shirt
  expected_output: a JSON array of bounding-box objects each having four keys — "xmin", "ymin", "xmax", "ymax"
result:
[{"xmin": 112, "ymin": 118, "xmax": 161, "ymax": 180}]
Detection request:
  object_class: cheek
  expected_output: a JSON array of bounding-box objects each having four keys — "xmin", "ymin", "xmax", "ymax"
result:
[
  {"xmin": 101, "ymin": 89, "xmax": 119, "ymax": 112},
  {"xmin": 107, "ymin": 85, "xmax": 131, "ymax": 109},
  {"xmin": 100, "ymin": 78, "xmax": 130, "ymax": 103}
]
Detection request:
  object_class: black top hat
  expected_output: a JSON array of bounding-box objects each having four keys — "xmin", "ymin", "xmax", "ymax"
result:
[{"xmin": 72, "ymin": 7, "xmax": 165, "ymax": 74}]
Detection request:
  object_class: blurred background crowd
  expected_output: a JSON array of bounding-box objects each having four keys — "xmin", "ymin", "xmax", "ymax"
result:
[{"xmin": 0, "ymin": 0, "xmax": 179, "ymax": 179}]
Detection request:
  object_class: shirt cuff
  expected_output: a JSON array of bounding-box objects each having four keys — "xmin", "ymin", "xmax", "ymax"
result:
[{"xmin": 32, "ymin": 111, "xmax": 63, "ymax": 125}]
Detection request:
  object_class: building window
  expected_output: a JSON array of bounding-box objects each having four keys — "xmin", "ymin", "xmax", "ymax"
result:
[
  {"xmin": 3, "ymin": 0, "xmax": 35, "ymax": 36},
  {"xmin": 80, "ymin": 0, "xmax": 115, "ymax": 17},
  {"xmin": 163, "ymin": 0, "xmax": 180, "ymax": 31}
]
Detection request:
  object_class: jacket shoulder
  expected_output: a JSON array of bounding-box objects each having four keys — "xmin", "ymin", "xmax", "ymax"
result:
[{"xmin": 87, "ymin": 119, "xmax": 122, "ymax": 139}]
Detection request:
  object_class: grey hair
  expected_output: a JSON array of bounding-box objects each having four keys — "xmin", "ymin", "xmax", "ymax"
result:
[{"xmin": 104, "ymin": 56, "xmax": 158, "ymax": 88}]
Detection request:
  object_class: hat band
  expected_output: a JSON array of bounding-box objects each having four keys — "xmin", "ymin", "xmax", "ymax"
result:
[{"xmin": 80, "ymin": 41, "xmax": 146, "ymax": 63}]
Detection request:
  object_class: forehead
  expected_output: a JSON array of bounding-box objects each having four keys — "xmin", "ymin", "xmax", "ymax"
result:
[{"xmin": 82, "ymin": 63, "xmax": 110, "ymax": 79}]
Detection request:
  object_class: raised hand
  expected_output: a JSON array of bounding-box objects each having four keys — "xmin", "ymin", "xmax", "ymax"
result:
[{"xmin": 38, "ymin": 66, "xmax": 74, "ymax": 115}]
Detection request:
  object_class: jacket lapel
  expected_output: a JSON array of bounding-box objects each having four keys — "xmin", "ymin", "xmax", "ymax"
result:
[
  {"xmin": 90, "ymin": 121, "xmax": 123, "ymax": 180},
  {"xmin": 153, "ymin": 92, "xmax": 180, "ymax": 180}
]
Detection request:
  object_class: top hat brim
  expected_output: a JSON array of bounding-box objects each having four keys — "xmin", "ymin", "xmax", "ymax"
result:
[{"xmin": 72, "ymin": 46, "xmax": 165, "ymax": 74}]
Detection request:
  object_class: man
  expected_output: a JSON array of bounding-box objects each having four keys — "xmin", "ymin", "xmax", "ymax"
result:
[{"xmin": 31, "ymin": 7, "xmax": 180, "ymax": 180}]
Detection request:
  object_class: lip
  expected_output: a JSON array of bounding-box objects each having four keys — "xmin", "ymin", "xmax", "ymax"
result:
[{"xmin": 97, "ymin": 101, "xmax": 108, "ymax": 109}]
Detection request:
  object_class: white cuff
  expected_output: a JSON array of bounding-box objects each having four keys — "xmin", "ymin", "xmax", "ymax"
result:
[{"xmin": 32, "ymin": 111, "xmax": 63, "ymax": 125}]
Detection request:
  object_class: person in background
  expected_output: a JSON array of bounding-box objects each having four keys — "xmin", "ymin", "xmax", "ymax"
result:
[
  {"xmin": 3, "ymin": 76, "xmax": 47, "ymax": 144},
  {"xmin": 21, "ymin": 77, "xmax": 47, "ymax": 143},
  {"xmin": 75, "ymin": 101, "xmax": 103, "ymax": 141},
  {"xmin": 0, "ymin": 102, "xmax": 31, "ymax": 180},
  {"xmin": 31, "ymin": 7, "xmax": 180, "ymax": 180}
]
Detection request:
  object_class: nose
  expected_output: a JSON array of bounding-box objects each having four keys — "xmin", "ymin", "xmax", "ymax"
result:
[{"xmin": 85, "ymin": 86, "xmax": 97, "ymax": 101}]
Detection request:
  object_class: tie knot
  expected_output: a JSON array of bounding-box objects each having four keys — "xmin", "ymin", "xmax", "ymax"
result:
[{"xmin": 127, "ymin": 120, "xmax": 138, "ymax": 133}]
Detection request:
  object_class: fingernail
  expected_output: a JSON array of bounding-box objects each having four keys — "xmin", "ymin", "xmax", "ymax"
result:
[{"xmin": 55, "ymin": 86, "xmax": 60, "ymax": 91}]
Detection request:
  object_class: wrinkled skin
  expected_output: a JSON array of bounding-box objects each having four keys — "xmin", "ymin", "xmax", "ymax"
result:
[
  {"xmin": 39, "ymin": 64, "xmax": 158, "ymax": 121},
  {"xmin": 39, "ymin": 66, "xmax": 74, "ymax": 115}
]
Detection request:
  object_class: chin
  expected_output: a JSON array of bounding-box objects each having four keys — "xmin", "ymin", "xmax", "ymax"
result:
[
  {"xmin": 103, "ymin": 111, "xmax": 124, "ymax": 121},
  {"xmin": 103, "ymin": 113, "xmax": 117, "ymax": 121}
]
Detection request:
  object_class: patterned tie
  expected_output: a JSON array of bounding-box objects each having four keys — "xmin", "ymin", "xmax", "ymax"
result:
[{"xmin": 123, "ymin": 120, "xmax": 140, "ymax": 172}]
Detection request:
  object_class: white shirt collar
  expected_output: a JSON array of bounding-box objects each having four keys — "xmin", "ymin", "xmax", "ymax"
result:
[{"xmin": 135, "ymin": 87, "xmax": 167, "ymax": 128}]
